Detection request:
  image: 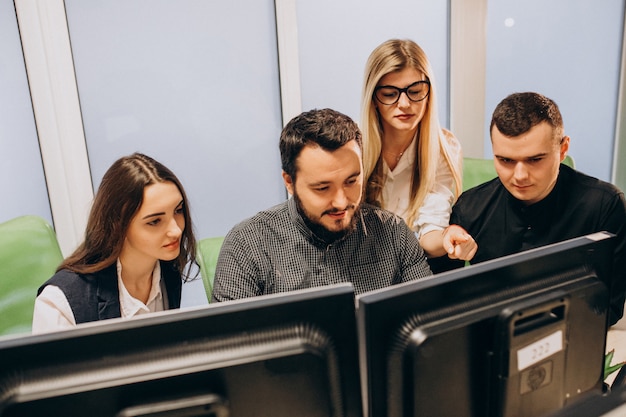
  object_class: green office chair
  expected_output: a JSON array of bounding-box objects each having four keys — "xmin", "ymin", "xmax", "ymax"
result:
[
  {"xmin": 462, "ymin": 157, "xmax": 497, "ymax": 192},
  {"xmin": 196, "ymin": 236, "xmax": 225, "ymax": 301},
  {"xmin": 0, "ymin": 215, "xmax": 64, "ymax": 336},
  {"xmin": 462, "ymin": 155, "xmax": 575, "ymax": 191}
]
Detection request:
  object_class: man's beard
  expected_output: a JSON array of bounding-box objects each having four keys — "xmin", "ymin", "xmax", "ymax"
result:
[{"xmin": 293, "ymin": 191, "xmax": 359, "ymax": 245}]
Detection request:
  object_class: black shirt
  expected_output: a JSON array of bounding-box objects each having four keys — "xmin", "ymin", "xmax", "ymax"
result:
[{"xmin": 436, "ymin": 165, "xmax": 626, "ymax": 325}]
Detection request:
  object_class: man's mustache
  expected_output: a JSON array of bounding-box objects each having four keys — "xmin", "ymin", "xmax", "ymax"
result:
[{"xmin": 323, "ymin": 205, "xmax": 356, "ymax": 216}]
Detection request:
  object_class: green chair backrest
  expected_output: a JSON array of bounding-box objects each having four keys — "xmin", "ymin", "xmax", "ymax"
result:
[
  {"xmin": 462, "ymin": 157, "xmax": 497, "ymax": 192},
  {"xmin": 0, "ymin": 215, "xmax": 63, "ymax": 335},
  {"xmin": 462, "ymin": 155, "xmax": 575, "ymax": 192},
  {"xmin": 196, "ymin": 236, "xmax": 225, "ymax": 302}
]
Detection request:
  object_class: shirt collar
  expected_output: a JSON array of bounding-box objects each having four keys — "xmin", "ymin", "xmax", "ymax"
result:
[{"xmin": 116, "ymin": 259, "xmax": 163, "ymax": 318}]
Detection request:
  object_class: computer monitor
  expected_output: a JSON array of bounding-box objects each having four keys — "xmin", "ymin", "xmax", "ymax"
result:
[
  {"xmin": 357, "ymin": 232, "xmax": 615, "ymax": 417},
  {"xmin": 0, "ymin": 283, "xmax": 362, "ymax": 417}
]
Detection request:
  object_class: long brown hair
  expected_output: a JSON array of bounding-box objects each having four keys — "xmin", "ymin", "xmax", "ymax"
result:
[{"xmin": 59, "ymin": 153, "xmax": 197, "ymax": 280}]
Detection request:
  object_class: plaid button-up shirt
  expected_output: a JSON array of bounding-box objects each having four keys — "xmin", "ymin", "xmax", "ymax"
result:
[{"xmin": 212, "ymin": 198, "xmax": 432, "ymax": 302}]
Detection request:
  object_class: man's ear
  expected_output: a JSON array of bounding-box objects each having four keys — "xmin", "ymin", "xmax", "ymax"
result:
[
  {"xmin": 559, "ymin": 136, "xmax": 570, "ymax": 161},
  {"xmin": 282, "ymin": 171, "xmax": 294, "ymax": 196}
]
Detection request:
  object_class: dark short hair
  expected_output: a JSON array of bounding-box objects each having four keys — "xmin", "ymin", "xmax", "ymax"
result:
[
  {"xmin": 490, "ymin": 92, "xmax": 564, "ymax": 140},
  {"xmin": 280, "ymin": 108, "xmax": 362, "ymax": 179}
]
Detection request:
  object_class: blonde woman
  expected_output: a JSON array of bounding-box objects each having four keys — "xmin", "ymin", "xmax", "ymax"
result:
[{"xmin": 361, "ymin": 39, "xmax": 476, "ymax": 262}]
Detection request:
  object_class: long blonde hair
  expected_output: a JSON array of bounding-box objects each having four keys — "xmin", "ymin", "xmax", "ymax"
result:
[{"xmin": 360, "ymin": 39, "xmax": 462, "ymax": 230}]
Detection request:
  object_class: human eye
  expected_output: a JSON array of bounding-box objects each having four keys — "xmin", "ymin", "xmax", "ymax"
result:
[
  {"xmin": 408, "ymin": 82, "xmax": 429, "ymax": 99},
  {"xmin": 408, "ymin": 84, "xmax": 425, "ymax": 95},
  {"xmin": 407, "ymin": 88, "xmax": 420, "ymax": 96},
  {"xmin": 496, "ymin": 157, "xmax": 514, "ymax": 164},
  {"xmin": 379, "ymin": 87, "xmax": 399, "ymax": 99},
  {"xmin": 147, "ymin": 218, "xmax": 161, "ymax": 226},
  {"xmin": 175, "ymin": 204, "xmax": 185, "ymax": 215}
]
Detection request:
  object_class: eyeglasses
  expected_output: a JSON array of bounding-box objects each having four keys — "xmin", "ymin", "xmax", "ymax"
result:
[{"xmin": 374, "ymin": 80, "xmax": 431, "ymax": 105}]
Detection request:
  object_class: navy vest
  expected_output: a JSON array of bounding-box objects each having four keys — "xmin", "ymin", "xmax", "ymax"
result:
[{"xmin": 38, "ymin": 261, "xmax": 182, "ymax": 324}]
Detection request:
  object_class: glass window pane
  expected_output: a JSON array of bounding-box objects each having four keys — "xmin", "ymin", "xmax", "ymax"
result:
[
  {"xmin": 65, "ymin": 0, "xmax": 284, "ymax": 240},
  {"xmin": 0, "ymin": 0, "xmax": 52, "ymax": 225},
  {"xmin": 485, "ymin": 0, "xmax": 625, "ymax": 181},
  {"xmin": 296, "ymin": 0, "xmax": 450, "ymax": 127}
]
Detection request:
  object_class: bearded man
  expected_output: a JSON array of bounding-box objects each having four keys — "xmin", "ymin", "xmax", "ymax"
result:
[{"xmin": 211, "ymin": 108, "xmax": 432, "ymax": 301}]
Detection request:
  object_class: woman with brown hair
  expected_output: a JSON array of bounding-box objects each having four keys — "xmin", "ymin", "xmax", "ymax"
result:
[{"xmin": 33, "ymin": 152, "xmax": 197, "ymax": 332}]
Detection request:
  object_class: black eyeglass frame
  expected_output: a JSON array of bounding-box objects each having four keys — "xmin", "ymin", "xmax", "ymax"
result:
[{"xmin": 373, "ymin": 80, "xmax": 431, "ymax": 105}]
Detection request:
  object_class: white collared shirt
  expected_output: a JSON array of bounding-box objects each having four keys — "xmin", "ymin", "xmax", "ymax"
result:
[
  {"xmin": 117, "ymin": 259, "xmax": 165, "ymax": 318},
  {"xmin": 32, "ymin": 260, "xmax": 165, "ymax": 334},
  {"xmin": 381, "ymin": 135, "xmax": 459, "ymax": 238}
]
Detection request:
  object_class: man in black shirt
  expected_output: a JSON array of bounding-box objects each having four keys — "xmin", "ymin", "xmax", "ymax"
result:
[{"xmin": 435, "ymin": 92, "xmax": 626, "ymax": 325}]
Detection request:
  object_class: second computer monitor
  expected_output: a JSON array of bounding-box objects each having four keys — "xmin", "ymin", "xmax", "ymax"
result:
[{"xmin": 357, "ymin": 232, "xmax": 614, "ymax": 417}]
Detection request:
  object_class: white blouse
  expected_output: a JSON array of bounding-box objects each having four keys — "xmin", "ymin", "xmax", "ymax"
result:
[
  {"xmin": 32, "ymin": 259, "xmax": 165, "ymax": 334},
  {"xmin": 381, "ymin": 131, "xmax": 462, "ymax": 238}
]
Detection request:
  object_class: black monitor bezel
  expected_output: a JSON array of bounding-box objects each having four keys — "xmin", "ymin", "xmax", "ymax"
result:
[
  {"xmin": 357, "ymin": 232, "xmax": 615, "ymax": 417},
  {"xmin": 0, "ymin": 283, "xmax": 362, "ymax": 417}
]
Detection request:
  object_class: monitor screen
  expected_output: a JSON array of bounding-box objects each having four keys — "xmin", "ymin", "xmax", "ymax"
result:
[
  {"xmin": 357, "ymin": 232, "xmax": 615, "ymax": 417},
  {"xmin": 0, "ymin": 283, "xmax": 362, "ymax": 417}
]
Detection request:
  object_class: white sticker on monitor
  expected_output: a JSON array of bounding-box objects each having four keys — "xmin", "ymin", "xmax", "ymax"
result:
[{"xmin": 517, "ymin": 330, "xmax": 563, "ymax": 371}]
